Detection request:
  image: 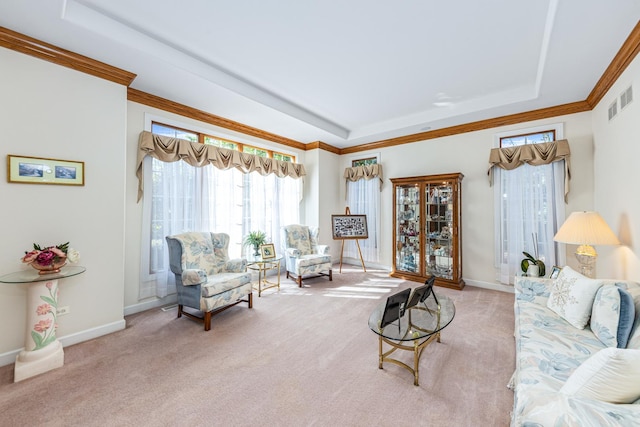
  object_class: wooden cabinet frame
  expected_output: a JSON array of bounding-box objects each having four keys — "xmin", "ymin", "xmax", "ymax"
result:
[{"xmin": 391, "ymin": 173, "xmax": 464, "ymax": 290}]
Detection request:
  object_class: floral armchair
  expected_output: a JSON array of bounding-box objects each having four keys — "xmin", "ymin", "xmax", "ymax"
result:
[
  {"xmin": 166, "ymin": 232, "xmax": 252, "ymax": 331},
  {"xmin": 281, "ymin": 224, "xmax": 332, "ymax": 287}
]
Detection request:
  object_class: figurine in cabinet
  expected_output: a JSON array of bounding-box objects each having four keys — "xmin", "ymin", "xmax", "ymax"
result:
[{"xmin": 440, "ymin": 226, "xmax": 451, "ymax": 239}]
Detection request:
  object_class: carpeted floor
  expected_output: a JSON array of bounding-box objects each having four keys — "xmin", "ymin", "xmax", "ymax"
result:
[{"xmin": 0, "ymin": 267, "xmax": 515, "ymax": 426}]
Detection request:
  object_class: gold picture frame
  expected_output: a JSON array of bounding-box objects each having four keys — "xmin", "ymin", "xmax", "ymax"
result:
[
  {"xmin": 260, "ymin": 243, "xmax": 276, "ymax": 259},
  {"xmin": 7, "ymin": 155, "xmax": 85, "ymax": 186}
]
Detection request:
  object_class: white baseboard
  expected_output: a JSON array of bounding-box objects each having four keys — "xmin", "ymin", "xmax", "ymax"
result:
[
  {"xmin": 0, "ymin": 319, "xmax": 126, "ymax": 368},
  {"xmin": 123, "ymin": 294, "xmax": 177, "ymax": 316},
  {"xmin": 464, "ymin": 278, "xmax": 514, "ymax": 293}
]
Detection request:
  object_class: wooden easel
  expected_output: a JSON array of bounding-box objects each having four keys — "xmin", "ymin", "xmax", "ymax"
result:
[{"xmin": 339, "ymin": 207, "xmax": 367, "ymax": 273}]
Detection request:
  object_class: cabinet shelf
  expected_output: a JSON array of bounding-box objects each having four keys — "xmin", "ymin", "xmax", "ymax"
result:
[{"xmin": 391, "ymin": 173, "xmax": 464, "ymax": 290}]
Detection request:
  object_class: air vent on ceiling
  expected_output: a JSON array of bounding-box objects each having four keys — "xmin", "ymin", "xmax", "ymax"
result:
[
  {"xmin": 621, "ymin": 85, "xmax": 633, "ymax": 109},
  {"xmin": 608, "ymin": 100, "xmax": 618, "ymax": 121}
]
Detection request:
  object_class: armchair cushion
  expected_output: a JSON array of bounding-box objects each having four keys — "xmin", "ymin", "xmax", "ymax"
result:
[{"xmin": 296, "ymin": 254, "xmax": 332, "ymax": 268}]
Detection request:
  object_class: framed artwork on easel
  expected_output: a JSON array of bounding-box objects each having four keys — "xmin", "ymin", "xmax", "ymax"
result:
[
  {"xmin": 331, "ymin": 214, "xmax": 368, "ymax": 239},
  {"xmin": 333, "ymin": 207, "xmax": 368, "ymax": 273}
]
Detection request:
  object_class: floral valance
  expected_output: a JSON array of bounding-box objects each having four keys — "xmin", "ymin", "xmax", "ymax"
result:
[
  {"xmin": 488, "ymin": 139, "xmax": 571, "ymax": 200},
  {"xmin": 136, "ymin": 131, "xmax": 306, "ymax": 201},
  {"xmin": 343, "ymin": 164, "xmax": 383, "ymax": 198}
]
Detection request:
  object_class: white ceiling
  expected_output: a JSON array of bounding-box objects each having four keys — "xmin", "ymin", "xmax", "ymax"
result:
[{"xmin": 1, "ymin": 0, "xmax": 639, "ymax": 148}]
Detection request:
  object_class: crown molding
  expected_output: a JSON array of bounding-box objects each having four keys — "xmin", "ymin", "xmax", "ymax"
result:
[
  {"xmin": 305, "ymin": 141, "xmax": 341, "ymax": 154},
  {"xmin": 339, "ymin": 101, "xmax": 591, "ymax": 154},
  {"xmin": 586, "ymin": 20, "xmax": 640, "ymax": 108},
  {"xmin": 127, "ymin": 88, "xmax": 306, "ymax": 150},
  {"xmin": 0, "ymin": 26, "xmax": 136, "ymax": 86}
]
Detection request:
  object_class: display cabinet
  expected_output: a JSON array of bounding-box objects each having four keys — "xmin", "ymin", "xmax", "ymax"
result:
[{"xmin": 391, "ymin": 173, "xmax": 464, "ymax": 290}]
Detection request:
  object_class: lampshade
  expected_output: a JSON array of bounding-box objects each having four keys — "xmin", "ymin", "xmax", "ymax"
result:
[
  {"xmin": 554, "ymin": 211, "xmax": 619, "ymax": 278},
  {"xmin": 554, "ymin": 211, "xmax": 620, "ymax": 246}
]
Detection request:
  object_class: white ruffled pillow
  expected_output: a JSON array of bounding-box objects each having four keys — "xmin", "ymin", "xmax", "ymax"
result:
[
  {"xmin": 560, "ymin": 347, "xmax": 640, "ymax": 404},
  {"xmin": 547, "ymin": 266, "xmax": 602, "ymax": 329}
]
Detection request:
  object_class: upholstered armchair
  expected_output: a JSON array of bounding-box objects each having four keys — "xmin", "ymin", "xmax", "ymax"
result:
[
  {"xmin": 281, "ymin": 224, "xmax": 333, "ymax": 287},
  {"xmin": 166, "ymin": 232, "xmax": 253, "ymax": 331}
]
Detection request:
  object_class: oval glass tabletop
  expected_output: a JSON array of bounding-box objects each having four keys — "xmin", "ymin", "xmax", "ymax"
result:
[
  {"xmin": 368, "ymin": 292, "xmax": 455, "ymax": 341},
  {"xmin": 0, "ymin": 265, "xmax": 86, "ymax": 284}
]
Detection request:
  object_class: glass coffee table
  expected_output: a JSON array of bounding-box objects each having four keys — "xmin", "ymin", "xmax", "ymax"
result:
[{"xmin": 368, "ymin": 292, "xmax": 455, "ymax": 385}]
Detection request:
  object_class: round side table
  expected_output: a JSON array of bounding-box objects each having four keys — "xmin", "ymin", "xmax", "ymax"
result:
[{"xmin": 0, "ymin": 266, "xmax": 86, "ymax": 382}]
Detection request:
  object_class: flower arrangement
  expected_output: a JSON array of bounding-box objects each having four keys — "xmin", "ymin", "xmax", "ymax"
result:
[{"xmin": 22, "ymin": 242, "xmax": 80, "ymax": 274}]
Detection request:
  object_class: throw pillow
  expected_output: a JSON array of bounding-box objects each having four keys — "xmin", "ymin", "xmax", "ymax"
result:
[
  {"xmin": 618, "ymin": 288, "xmax": 636, "ymax": 348},
  {"xmin": 590, "ymin": 285, "xmax": 636, "ymax": 348},
  {"xmin": 547, "ymin": 266, "xmax": 603, "ymax": 329},
  {"xmin": 560, "ymin": 347, "xmax": 640, "ymax": 404},
  {"xmin": 625, "ymin": 287, "xmax": 640, "ymax": 349},
  {"xmin": 590, "ymin": 285, "xmax": 620, "ymax": 347}
]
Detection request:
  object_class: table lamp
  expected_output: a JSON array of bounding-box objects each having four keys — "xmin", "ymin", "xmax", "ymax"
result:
[{"xmin": 553, "ymin": 211, "xmax": 620, "ymax": 278}]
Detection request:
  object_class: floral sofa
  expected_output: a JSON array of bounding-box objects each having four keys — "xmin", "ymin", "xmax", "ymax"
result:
[{"xmin": 512, "ymin": 266, "xmax": 640, "ymax": 426}]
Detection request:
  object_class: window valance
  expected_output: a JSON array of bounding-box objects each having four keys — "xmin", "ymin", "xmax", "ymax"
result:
[
  {"xmin": 488, "ymin": 139, "xmax": 571, "ymax": 200},
  {"xmin": 343, "ymin": 164, "xmax": 383, "ymax": 199},
  {"xmin": 136, "ymin": 131, "xmax": 306, "ymax": 201}
]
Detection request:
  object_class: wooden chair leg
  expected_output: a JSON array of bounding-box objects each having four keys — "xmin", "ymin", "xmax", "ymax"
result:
[
  {"xmin": 177, "ymin": 304, "xmax": 183, "ymax": 318},
  {"xmin": 204, "ymin": 311, "xmax": 212, "ymax": 331},
  {"xmin": 248, "ymin": 292, "xmax": 253, "ymax": 309},
  {"xmin": 286, "ymin": 271, "xmax": 290, "ymax": 279},
  {"xmin": 329, "ymin": 270, "xmax": 333, "ymax": 281},
  {"xmin": 298, "ymin": 275, "xmax": 303, "ymax": 287}
]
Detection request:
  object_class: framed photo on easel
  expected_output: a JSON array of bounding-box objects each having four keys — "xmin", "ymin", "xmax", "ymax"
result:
[{"xmin": 331, "ymin": 214, "xmax": 368, "ymax": 239}]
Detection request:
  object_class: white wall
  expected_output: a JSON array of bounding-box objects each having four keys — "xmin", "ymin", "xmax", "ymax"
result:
[
  {"xmin": 592, "ymin": 52, "xmax": 640, "ymax": 281},
  {"xmin": 341, "ymin": 112, "xmax": 596, "ymax": 289},
  {"xmin": 0, "ymin": 48, "xmax": 127, "ymax": 359}
]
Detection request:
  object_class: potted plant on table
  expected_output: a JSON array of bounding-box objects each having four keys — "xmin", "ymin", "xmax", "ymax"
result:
[{"xmin": 243, "ymin": 231, "xmax": 267, "ymax": 256}]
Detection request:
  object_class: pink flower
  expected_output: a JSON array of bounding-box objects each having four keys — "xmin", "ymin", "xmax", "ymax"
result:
[
  {"xmin": 49, "ymin": 247, "xmax": 66, "ymax": 257},
  {"xmin": 22, "ymin": 250, "xmax": 40, "ymax": 263},
  {"xmin": 36, "ymin": 304, "xmax": 51, "ymax": 316},
  {"xmin": 34, "ymin": 319, "xmax": 52, "ymax": 333},
  {"xmin": 35, "ymin": 250, "xmax": 56, "ymax": 266},
  {"xmin": 46, "ymin": 281, "xmax": 53, "ymax": 290}
]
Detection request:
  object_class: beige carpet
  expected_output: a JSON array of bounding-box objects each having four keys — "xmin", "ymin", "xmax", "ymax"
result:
[{"xmin": 0, "ymin": 267, "xmax": 515, "ymax": 426}]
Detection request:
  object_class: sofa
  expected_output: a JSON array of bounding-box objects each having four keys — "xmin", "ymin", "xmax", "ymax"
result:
[{"xmin": 511, "ymin": 266, "xmax": 640, "ymax": 426}]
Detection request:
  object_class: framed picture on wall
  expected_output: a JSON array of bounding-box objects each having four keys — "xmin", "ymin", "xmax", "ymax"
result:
[{"xmin": 7, "ymin": 155, "xmax": 84, "ymax": 186}]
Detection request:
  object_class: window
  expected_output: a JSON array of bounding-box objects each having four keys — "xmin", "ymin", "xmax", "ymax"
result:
[
  {"xmin": 352, "ymin": 157, "xmax": 377, "ymax": 167},
  {"xmin": 140, "ymin": 122, "xmax": 300, "ymax": 298},
  {"xmin": 493, "ymin": 126, "xmax": 565, "ymax": 284},
  {"xmin": 345, "ymin": 157, "xmax": 380, "ymax": 263}
]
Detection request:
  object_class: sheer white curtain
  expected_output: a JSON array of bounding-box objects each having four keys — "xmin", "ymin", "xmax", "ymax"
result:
[
  {"xmin": 140, "ymin": 159, "xmax": 301, "ymax": 298},
  {"xmin": 494, "ymin": 161, "xmax": 566, "ymax": 284},
  {"xmin": 242, "ymin": 172, "xmax": 300, "ymax": 257},
  {"xmin": 345, "ymin": 178, "xmax": 380, "ymax": 262},
  {"xmin": 140, "ymin": 157, "xmax": 211, "ymax": 298}
]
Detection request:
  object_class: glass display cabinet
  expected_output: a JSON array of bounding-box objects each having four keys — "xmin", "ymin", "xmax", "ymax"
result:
[{"xmin": 391, "ymin": 173, "xmax": 464, "ymax": 290}]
